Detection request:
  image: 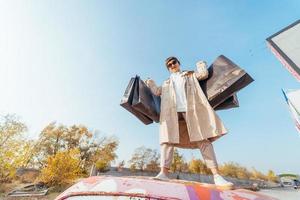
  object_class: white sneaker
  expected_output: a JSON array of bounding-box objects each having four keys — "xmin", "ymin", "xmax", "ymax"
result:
[
  {"xmin": 213, "ymin": 174, "xmax": 234, "ymax": 189},
  {"xmin": 153, "ymin": 172, "xmax": 170, "ymax": 181}
]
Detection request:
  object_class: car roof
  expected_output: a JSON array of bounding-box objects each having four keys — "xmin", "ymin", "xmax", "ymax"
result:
[{"xmin": 55, "ymin": 176, "xmax": 277, "ymax": 200}]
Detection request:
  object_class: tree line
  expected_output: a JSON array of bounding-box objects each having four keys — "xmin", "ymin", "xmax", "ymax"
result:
[
  {"xmin": 127, "ymin": 146, "xmax": 278, "ymax": 182},
  {"xmin": 0, "ymin": 114, "xmax": 278, "ymax": 188}
]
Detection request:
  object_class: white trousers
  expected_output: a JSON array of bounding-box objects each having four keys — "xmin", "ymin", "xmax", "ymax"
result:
[{"xmin": 160, "ymin": 112, "xmax": 218, "ymax": 169}]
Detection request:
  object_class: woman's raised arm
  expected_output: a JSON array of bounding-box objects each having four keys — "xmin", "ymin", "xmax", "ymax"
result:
[{"xmin": 145, "ymin": 78, "xmax": 162, "ymax": 96}]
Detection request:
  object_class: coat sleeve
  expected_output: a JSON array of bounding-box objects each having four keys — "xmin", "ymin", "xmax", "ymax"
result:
[
  {"xmin": 195, "ymin": 60, "xmax": 209, "ymax": 80},
  {"xmin": 145, "ymin": 79, "xmax": 162, "ymax": 96}
]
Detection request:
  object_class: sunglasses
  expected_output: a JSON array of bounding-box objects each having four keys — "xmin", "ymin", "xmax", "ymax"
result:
[{"xmin": 167, "ymin": 60, "xmax": 178, "ymax": 68}]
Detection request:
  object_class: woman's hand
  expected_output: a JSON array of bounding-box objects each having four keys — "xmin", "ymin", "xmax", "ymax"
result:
[
  {"xmin": 182, "ymin": 71, "xmax": 194, "ymax": 77},
  {"xmin": 145, "ymin": 78, "xmax": 153, "ymax": 87},
  {"xmin": 145, "ymin": 78, "xmax": 162, "ymax": 96},
  {"xmin": 196, "ymin": 60, "xmax": 207, "ymax": 71},
  {"xmin": 195, "ymin": 60, "xmax": 209, "ymax": 80}
]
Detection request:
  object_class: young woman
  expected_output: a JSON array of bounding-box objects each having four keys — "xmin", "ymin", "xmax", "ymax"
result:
[{"xmin": 145, "ymin": 57, "xmax": 233, "ymax": 189}]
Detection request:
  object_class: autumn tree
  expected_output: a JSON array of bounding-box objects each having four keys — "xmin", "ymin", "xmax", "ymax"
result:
[
  {"xmin": 129, "ymin": 163, "xmax": 137, "ymax": 172},
  {"xmin": 267, "ymin": 170, "xmax": 278, "ymax": 182},
  {"xmin": 0, "ymin": 114, "xmax": 27, "ymax": 148},
  {"xmin": 145, "ymin": 150, "xmax": 160, "ymax": 172},
  {"xmin": 118, "ymin": 160, "xmax": 125, "ymax": 168},
  {"xmin": 0, "ymin": 114, "xmax": 29, "ymax": 182},
  {"xmin": 235, "ymin": 166, "xmax": 252, "ymax": 180},
  {"xmin": 219, "ymin": 162, "xmax": 252, "ymax": 179},
  {"xmin": 39, "ymin": 149, "xmax": 82, "ymax": 187},
  {"xmin": 117, "ymin": 160, "xmax": 125, "ymax": 171},
  {"xmin": 34, "ymin": 122, "xmax": 93, "ymax": 163},
  {"xmin": 128, "ymin": 146, "xmax": 160, "ymax": 172},
  {"xmin": 33, "ymin": 122, "xmax": 118, "ymax": 173},
  {"xmin": 92, "ymin": 137, "xmax": 119, "ymax": 172},
  {"xmin": 188, "ymin": 159, "xmax": 211, "ymax": 175},
  {"xmin": 170, "ymin": 149, "xmax": 186, "ymax": 173},
  {"xmin": 250, "ymin": 167, "xmax": 267, "ymax": 181}
]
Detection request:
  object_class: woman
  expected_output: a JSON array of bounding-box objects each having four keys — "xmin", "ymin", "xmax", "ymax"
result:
[{"xmin": 145, "ymin": 56, "xmax": 233, "ymax": 189}]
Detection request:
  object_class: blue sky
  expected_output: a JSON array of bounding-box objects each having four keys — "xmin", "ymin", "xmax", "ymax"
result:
[{"xmin": 0, "ymin": 0, "xmax": 299, "ymax": 175}]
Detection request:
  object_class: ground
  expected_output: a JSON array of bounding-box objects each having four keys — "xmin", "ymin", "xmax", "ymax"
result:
[{"xmin": 0, "ymin": 181, "xmax": 65, "ymax": 200}]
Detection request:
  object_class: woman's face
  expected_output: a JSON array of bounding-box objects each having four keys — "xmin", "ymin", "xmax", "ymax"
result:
[{"xmin": 167, "ymin": 60, "xmax": 180, "ymax": 73}]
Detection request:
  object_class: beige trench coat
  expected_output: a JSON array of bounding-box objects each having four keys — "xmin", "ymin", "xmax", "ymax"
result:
[{"xmin": 147, "ymin": 68, "xmax": 227, "ymax": 149}]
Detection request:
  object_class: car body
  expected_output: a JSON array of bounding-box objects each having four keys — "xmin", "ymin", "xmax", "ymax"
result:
[{"xmin": 55, "ymin": 176, "xmax": 278, "ymax": 200}]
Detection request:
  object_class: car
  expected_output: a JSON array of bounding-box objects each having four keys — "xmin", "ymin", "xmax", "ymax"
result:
[
  {"xmin": 55, "ymin": 176, "xmax": 278, "ymax": 200},
  {"xmin": 293, "ymin": 179, "xmax": 300, "ymax": 189}
]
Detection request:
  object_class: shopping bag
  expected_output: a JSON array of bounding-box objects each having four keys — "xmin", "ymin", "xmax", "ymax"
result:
[
  {"xmin": 214, "ymin": 93, "xmax": 239, "ymax": 110},
  {"xmin": 120, "ymin": 76, "xmax": 153, "ymax": 125},
  {"xmin": 132, "ymin": 76, "xmax": 161, "ymax": 122},
  {"xmin": 200, "ymin": 55, "xmax": 254, "ymax": 108}
]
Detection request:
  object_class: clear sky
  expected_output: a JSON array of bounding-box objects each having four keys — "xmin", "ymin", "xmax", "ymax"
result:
[{"xmin": 0, "ymin": 0, "xmax": 299, "ymax": 175}]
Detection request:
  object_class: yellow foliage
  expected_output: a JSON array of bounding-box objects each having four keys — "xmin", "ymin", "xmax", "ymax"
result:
[
  {"xmin": 39, "ymin": 149, "xmax": 82, "ymax": 187},
  {"xmin": 95, "ymin": 160, "xmax": 109, "ymax": 172},
  {"xmin": 170, "ymin": 149, "xmax": 185, "ymax": 173},
  {"xmin": 129, "ymin": 164, "xmax": 137, "ymax": 172},
  {"xmin": 219, "ymin": 162, "xmax": 251, "ymax": 179},
  {"xmin": 92, "ymin": 139, "xmax": 119, "ymax": 172},
  {"xmin": 145, "ymin": 160, "xmax": 160, "ymax": 172},
  {"xmin": 188, "ymin": 159, "xmax": 211, "ymax": 175},
  {"xmin": 267, "ymin": 170, "xmax": 278, "ymax": 182},
  {"xmin": 35, "ymin": 123, "xmax": 119, "ymax": 172},
  {"xmin": 0, "ymin": 114, "xmax": 27, "ymax": 182},
  {"xmin": 0, "ymin": 140, "xmax": 33, "ymax": 182},
  {"xmin": 250, "ymin": 168, "xmax": 268, "ymax": 181}
]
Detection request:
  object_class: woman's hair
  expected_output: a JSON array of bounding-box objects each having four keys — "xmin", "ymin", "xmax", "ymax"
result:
[{"xmin": 165, "ymin": 56, "xmax": 180, "ymax": 69}]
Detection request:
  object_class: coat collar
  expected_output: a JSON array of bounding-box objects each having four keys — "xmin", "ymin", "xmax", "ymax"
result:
[{"xmin": 164, "ymin": 70, "xmax": 189, "ymax": 84}]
